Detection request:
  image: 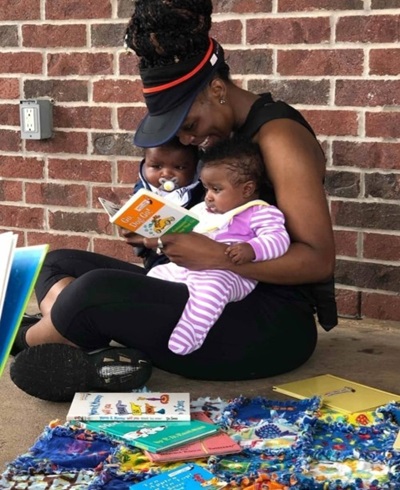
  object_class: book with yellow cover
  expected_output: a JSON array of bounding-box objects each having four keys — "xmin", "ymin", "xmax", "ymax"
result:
[
  {"xmin": 273, "ymin": 374, "xmax": 400, "ymax": 414},
  {"xmin": 98, "ymin": 188, "xmax": 199, "ymax": 237}
]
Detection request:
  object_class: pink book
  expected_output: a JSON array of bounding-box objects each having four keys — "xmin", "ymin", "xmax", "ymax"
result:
[{"xmin": 144, "ymin": 412, "xmax": 241, "ymax": 463}]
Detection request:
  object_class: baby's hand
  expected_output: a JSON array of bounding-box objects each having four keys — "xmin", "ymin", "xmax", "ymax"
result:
[{"xmin": 225, "ymin": 243, "xmax": 255, "ymax": 265}]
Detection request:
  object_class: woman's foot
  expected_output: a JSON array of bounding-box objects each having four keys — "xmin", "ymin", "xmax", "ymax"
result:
[{"xmin": 10, "ymin": 344, "xmax": 152, "ymax": 402}]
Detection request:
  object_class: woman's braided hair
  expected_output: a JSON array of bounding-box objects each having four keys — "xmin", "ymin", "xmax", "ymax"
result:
[{"xmin": 125, "ymin": 0, "xmax": 214, "ymax": 69}]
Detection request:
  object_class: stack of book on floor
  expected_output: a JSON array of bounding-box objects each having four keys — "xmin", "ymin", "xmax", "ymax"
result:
[{"xmin": 67, "ymin": 391, "xmax": 241, "ymax": 462}]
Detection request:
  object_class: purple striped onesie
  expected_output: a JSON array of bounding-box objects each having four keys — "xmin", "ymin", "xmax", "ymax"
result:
[{"xmin": 147, "ymin": 200, "xmax": 290, "ymax": 355}]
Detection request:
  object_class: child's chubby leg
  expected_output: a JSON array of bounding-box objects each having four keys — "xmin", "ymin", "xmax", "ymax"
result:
[{"xmin": 168, "ymin": 270, "xmax": 256, "ymax": 355}]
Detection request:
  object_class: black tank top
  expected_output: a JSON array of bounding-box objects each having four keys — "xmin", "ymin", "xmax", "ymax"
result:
[{"xmin": 237, "ymin": 93, "xmax": 338, "ymax": 331}]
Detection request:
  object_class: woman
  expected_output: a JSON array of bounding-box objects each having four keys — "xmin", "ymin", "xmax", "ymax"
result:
[{"xmin": 10, "ymin": 0, "xmax": 337, "ymax": 402}]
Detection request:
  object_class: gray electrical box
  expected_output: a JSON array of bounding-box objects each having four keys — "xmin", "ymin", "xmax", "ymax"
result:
[{"xmin": 20, "ymin": 99, "xmax": 53, "ymax": 140}]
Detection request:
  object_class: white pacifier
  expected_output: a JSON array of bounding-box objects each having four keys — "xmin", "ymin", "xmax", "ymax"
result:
[{"xmin": 159, "ymin": 177, "xmax": 179, "ymax": 192}]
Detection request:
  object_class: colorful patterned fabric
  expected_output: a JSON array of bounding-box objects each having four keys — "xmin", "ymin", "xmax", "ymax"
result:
[{"xmin": 2, "ymin": 397, "xmax": 400, "ymax": 489}]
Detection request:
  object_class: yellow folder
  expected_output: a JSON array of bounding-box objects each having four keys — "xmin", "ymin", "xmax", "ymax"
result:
[{"xmin": 273, "ymin": 374, "xmax": 400, "ymax": 414}]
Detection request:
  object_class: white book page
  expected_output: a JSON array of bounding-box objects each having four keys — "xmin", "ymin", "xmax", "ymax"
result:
[{"xmin": 0, "ymin": 232, "xmax": 17, "ymax": 318}]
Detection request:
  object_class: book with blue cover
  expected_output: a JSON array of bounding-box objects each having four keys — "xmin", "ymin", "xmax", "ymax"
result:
[
  {"xmin": 0, "ymin": 233, "xmax": 48, "ymax": 377},
  {"xmin": 79, "ymin": 415, "xmax": 218, "ymax": 452},
  {"xmin": 129, "ymin": 463, "xmax": 228, "ymax": 489}
]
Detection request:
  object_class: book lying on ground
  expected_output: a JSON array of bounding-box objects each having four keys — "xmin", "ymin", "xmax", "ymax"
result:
[
  {"xmin": 144, "ymin": 411, "xmax": 241, "ymax": 462},
  {"xmin": 273, "ymin": 374, "xmax": 400, "ymax": 414},
  {"xmin": 0, "ymin": 232, "xmax": 48, "ymax": 377},
  {"xmin": 66, "ymin": 392, "xmax": 191, "ymax": 422},
  {"xmin": 98, "ymin": 188, "xmax": 199, "ymax": 237},
  {"xmin": 78, "ymin": 412, "xmax": 218, "ymax": 453},
  {"xmin": 129, "ymin": 463, "xmax": 228, "ymax": 489}
]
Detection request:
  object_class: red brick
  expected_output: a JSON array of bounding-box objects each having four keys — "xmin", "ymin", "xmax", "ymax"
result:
[
  {"xmin": 92, "ymin": 133, "xmax": 141, "ymax": 157},
  {"xmin": 0, "ymin": 156, "xmax": 45, "ymax": 178},
  {"xmin": 370, "ymin": 49, "xmax": 400, "ymax": 76},
  {"xmin": 0, "ymin": 52, "xmax": 43, "ymax": 74},
  {"xmin": 0, "ymin": 205, "xmax": 44, "ymax": 229},
  {"xmin": 335, "ymin": 80, "xmax": 400, "ymax": 107},
  {"xmin": 22, "ymin": 24, "xmax": 87, "ymax": 48},
  {"xmin": 210, "ymin": 20, "xmax": 243, "ymax": 44},
  {"xmin": 365, "ymin": 172, "xmax": 400, "ymax": 200},
  {"xmin": 364, "ymin": 233, "xmax": 400, "ymax": 261},
  {"xmin": 302, "ymin": 109, "xmax": 359, "ymax": 136},
  {"xmin": 47, "ymin": 53, "xmax": 113, "ymax": 76},
  {"xmin": 119, "ymin": 53, "xmax": 141, "ymax": 76},
  {"xmin": 92, "ymin": 186, "xmax": 132, "ymax": 208},
  {"xmin": 336, "ymin": 15, "xmax": 400, "ymax": 43},
  {"xmin": 93, "ymin": 237, "xmax": 140, "ymax": 263},
  {"xmin": 214, "ymin": 0, "xmax": 272, "ymax": 13},
  {"xmin": 27, "ymin": 232, "xmax": 90, "ymax": 251},
  {"xmin": 0, "ymin": 0, "xmax": 40, "ymax": 20},
  {"xmin": 25, "ymin": 183, "xmax": 88, "ymax": 206},
  {"xmin": 247, "ymin": 17, "xmax": 330, "ymax": 45},
  {"xmin": 26, "ymin": 131, "xmax": 88, "ymax": 154},
  {"xmin": 0, "ymin": 129, "xmax": 21, "ymax": 152},
  {"xmin": 117, "ymin": 106, "xmax": 147, "ymax": 131},
  {"xmin": 365, "ymin": 112, "xmax": 400, "ymax": 139},
  {"xmin": 0, "ymin": 180, "xmax": 23, "ymax": 201},
  {"xmin": 0, "ymin": 25, "xmax": 18, "ymax": 46},
  {"xmin": 335, "ymin": 288, "xmax": 361, "ymax": 319},
  {"xmin": 91, "ymin": 23, "xmax": 126, "ymax": 47},
  {"xmin": 279, "ymin": 0, "xmax": 363, "ymax": 10},
  {"xmin": 24, "ymin": 79, "xmax": 88, "ymax": 102},
  {"xmin": 249, "ymin": 79, "xmax": 330, "ymax": 105},
  {"xmin": 0, "ymin": 103, "xmax": 19, "ymax": 126},
  {"xmin": 224, "ymin": 49, "xmax": 273, "ymax": 76},
  {"xmin": 49, "ymin": 210, "xmax": 107, "ymax": 234},
  {"xmin": 333, "ymin": 141, "xmax": 400, "ymax": 170},
  {"xmin": 0, "ymin": 78, "xmax": 19, "ymax": 99},
  {"xmin": 372, "ymin": 0, "xmax": 399, "ymax": 7},
  {"xmin": 363, "ymin": 293, "xmax": 400, "ymax": 322},
  {"xmin": 48, "ymin": 158, "xmax": 112, "ymax": 182},
  {"xmin": 331, "ymin": 201, "xmax": 400, "ymax": 231},
  {"xmin": 46, "ymin": 0, "xmax": 112, "ymax": 20},
  {"xmin": 278, "ymin": 49, "xmax": 363, "ymax": 76},
  {"xmin": 54, "ymin": 106, "xmax": 112, "ymax": 130},
  {"xmin": 117, "ymin": 160, "xmax": 141, "ymax": 185},
  {"xmin": 334, "ymin": 230, "xmax": 359, "ymax": 257},
  {"xmin": 93, "ymin": 79, "xmax": 143, "ymax": 103}
]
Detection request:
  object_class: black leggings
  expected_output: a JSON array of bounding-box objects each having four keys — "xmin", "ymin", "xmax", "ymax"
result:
[{"xmin": 35, "ymin": 249, "xmax": 318, "ymax": 381}]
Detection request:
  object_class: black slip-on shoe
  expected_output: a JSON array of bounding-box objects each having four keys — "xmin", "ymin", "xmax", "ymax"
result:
[
  {"xmin": 10, "ymin": 313, "xmax": 43, "ymax": 357},
  {"xmin": 10, "ymin": 344, "xmax": 152, "ymax": 402}
]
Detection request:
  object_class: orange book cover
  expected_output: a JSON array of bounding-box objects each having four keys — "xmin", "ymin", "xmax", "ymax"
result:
[
  {"xmin": 99, "ymin": 189, "xmax": 199, "ymax": 237},
  {"xmin": 144, "ymin": 412, "xmax": 241, "ymax": 462}
]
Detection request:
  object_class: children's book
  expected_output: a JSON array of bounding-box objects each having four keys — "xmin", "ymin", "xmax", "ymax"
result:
[
  {"xmin": 78, "ymin": 415, "xmax": 218, "ymax": 453},
  {"xmin": 128, "ymin": 463, "xmax": 228, "ymax": 489},
  {"xmin": 144, "ymin": 412, "xmax": 241, "ymax": 462},
  {"xmin": 273, "ymin": 374, "xmax": 400, "ymax": 414},
  {"xmin": 98, "ymin": 188, "xmax": 199, "ymax": 237},
  {"xmin": 66, "ymin": 392, "xmax": 191, "ymax": 422},
  {"xmin": 0, "ymin": 233, "xmax": 48, "ymax": 377}
]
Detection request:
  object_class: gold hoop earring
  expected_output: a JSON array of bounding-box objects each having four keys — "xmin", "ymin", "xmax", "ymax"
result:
[{"xmin": 219, "ymin": 98, "xmax": 226, "ymax": 105}]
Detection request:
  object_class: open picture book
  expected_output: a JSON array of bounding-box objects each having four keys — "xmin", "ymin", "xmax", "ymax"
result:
[
  {"xmin": 98, "ymin": 188, "xmax": 199, "ymax": 237},
  {"xmin": 0, "ymin": 232, "xmax": 48, "ymax": 377}
]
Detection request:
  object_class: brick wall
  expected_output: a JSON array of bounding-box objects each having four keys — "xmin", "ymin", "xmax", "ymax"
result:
[{"xmin": 0, "ymin": 0, "xmax": 399, "ymax": 321}]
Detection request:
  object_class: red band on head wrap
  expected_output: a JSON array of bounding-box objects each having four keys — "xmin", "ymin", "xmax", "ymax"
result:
[{"xmin": 142, "ymin": 38, "xmax": 214, "ymax": 95}]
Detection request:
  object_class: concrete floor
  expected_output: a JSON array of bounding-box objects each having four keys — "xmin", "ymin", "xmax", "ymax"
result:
[{"xmin": 1, "ymin": 317, "xmax": 400, "ymax": 472}]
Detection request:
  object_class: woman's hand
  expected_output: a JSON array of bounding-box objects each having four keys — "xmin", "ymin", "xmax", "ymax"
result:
[
  {"xmin": 143, "ymin": 233, "xmax": 230, "ymax": 270},
  {"xmin": 119, "ymin": 228, "xmax": 145, "ymax": 247}
]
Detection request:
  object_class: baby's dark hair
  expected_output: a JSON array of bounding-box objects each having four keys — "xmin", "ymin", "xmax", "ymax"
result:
[
  {"xmin": 125, "ymin": 0, "xmax": 230, "ymax": 78},
  {"xmin": 201, "ymin": 138, "xmax": 267, "ymax": 190},
  {"xmin": 145, "ymin": 137, "xmax": 199, "ymax": 163}
]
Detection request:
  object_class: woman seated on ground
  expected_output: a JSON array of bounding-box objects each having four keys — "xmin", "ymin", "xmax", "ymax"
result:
[{"xmin": 10, "ymin": 0, "xmax": 337, "ymax": 402}]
